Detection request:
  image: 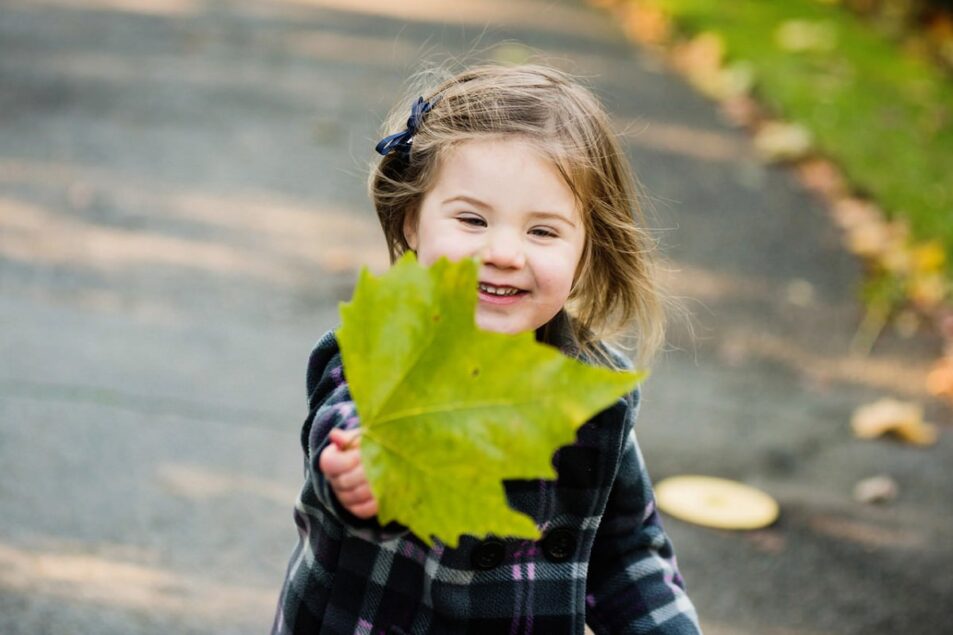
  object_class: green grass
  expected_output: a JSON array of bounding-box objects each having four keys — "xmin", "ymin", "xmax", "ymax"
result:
[{"xmin": 647, "ymin": 0, "xmax": 953, "ymax": 278}]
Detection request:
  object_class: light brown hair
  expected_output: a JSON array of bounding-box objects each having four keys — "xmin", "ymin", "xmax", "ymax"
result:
[{"xmin": 367, "ymin": 62, "xmax": 677, "ymax": 370}]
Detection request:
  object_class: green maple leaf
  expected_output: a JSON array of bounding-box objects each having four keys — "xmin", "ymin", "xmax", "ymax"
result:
[{"xmin": 336, "ymin": 252, "xmax": 646, "ymax": 548}]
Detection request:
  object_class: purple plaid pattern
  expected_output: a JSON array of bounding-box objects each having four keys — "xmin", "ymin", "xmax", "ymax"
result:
[{"xmin": 272, "ymin": 324, "xmax": 702, "ymax": 634}]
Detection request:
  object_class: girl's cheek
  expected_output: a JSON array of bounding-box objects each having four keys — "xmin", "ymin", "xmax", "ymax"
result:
[
  {"xmin": 550, "ymin": 263, "xmax": 579, "ymax": 299},
  {"xmin": 416, "ymin": 237, "xmax": 474, "ymax": 266},
  {"xmin": 442, "ymin": 233, "xmax": 483, "ymax": 261}
]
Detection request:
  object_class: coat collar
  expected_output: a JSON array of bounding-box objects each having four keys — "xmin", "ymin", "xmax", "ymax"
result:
[{"xmin": 535, "ymin": 309, "xmax": 582, "ymax": 359}]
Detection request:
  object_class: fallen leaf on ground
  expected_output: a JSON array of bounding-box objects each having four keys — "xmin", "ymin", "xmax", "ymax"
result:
[
  {"xmin": 853, "ymin": 475, "xmax": 899, "ymax": 504},
  {"xmin": 927, "ymin": 355, "xmax": 953, "ymax": 399},
  {"xmin": 831, "ymin": 198, "xmax": 882, "ymax": 232},
  {"xmin": 797, "ymin": 158, "xmax": 847, "ymax": 200},
  {"xmin": 753, "ymin": 121, "xmax": 813, "ymax": 162},
  {"xmin": 619, "ymin": 3, "xmax": 670, "ymax": 45},
  {"xmin": 893, "ymin": 420, "xmax": 939, "ymax": 445},
  {"xmin": 850, "ymin": 398, "xmax": 938, "ymax": 446},
  {"xmin": 844, "ymin": 219, "xmax": 892, "ymax": 258},
  {"xmin": 720, "ymin": 94, "xmax": 761, "ymax": 127},
  {"xmin": 672, "ymin": 31, "xmax": 724, "ymax": 76},
  {"xmin": 655, "ymin": 475, "xmax": 779, "ymax": 530},
  {"xmin": 337, "ymin": 253, "xmax": 645, "ymax": 547}
]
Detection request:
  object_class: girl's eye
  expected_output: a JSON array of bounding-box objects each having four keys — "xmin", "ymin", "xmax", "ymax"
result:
[
  {"xmin": 457, "ymin": 215, "xmax": 486, "ymax": 228},
  {"xmin": 530, "ymin": 227, "xmax": 558, "ymax": 238}
]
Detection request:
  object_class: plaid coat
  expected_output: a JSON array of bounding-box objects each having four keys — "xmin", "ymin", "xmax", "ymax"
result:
[{"xmin": 272, "ymin": 316, "xmax": 701, "ymax": 634}]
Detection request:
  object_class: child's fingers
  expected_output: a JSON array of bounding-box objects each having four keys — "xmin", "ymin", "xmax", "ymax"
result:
[
  {"xmin": 318, "ymin": 443, "xmax": 360, "ymax": 477},
  {"xmin": 320, "ymin": 429, "xmax": 378, "ymax": 519},
  {"xmin": 349, "ymin": 498, "xmax": 379, "ymax": 519},
  {"xmin": 335, "ymin": 483, "xmax": 375, "ymax": 506},
  {"xmin": 331, "ymin": 463, "xmax": 368, "ymax": 492}
]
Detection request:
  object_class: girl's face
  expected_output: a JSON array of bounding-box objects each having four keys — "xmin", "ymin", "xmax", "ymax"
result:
[{"xmin": 405, "ymin": 138, "xmax": 586, "ymax": 335}]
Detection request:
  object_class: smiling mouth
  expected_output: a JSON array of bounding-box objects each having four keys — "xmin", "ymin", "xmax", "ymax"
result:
[{"xmin": 478, "ymin": 282, "xmax": 526, "ymax": 297}]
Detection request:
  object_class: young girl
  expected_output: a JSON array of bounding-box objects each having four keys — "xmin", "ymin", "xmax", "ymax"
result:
[{"xmin": 272, "ymin": 63, "xmax": 702, "ymax": 634}]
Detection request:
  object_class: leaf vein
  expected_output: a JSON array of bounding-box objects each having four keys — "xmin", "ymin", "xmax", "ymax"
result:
[{"xmin": 370, "ymin": 398, "xmax": 558, "ymax": 427}]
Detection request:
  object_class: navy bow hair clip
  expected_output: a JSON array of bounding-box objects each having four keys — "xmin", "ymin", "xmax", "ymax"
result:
[{"xmin": 375, "ymin": 95, "xmax": 441, "ymax": 157}]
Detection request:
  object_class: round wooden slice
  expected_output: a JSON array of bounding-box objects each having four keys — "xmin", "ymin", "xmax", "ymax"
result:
[{"xmin": 655, "ymin": 475, "xmax": 779, "ymax": 530}]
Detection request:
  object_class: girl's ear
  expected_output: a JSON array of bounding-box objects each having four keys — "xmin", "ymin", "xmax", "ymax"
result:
[{"xmin": 402, "ymin": 211, "xmax": 418, "ymax": 250}]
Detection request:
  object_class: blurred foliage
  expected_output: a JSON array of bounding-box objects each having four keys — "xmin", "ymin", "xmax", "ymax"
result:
[
  {"xmin": 640, "ymin": 0, "xmax": 953, "ymax": 285},
  {"xmin": 624, "ymin": 0, "xmax": 953, "ymax": 352},
  {"xmin": 839, "ymin": 0, "xmax": 953, "ymax": 72}
]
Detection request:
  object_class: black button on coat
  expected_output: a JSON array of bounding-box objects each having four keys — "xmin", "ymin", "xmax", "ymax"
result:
[
  {"xmin": 471, "ymin": 538, "xmax": 506, "ymax": 570},
  {"xmin": 542, "ymin": 527, "xmax": 577, "ymax": 562}
]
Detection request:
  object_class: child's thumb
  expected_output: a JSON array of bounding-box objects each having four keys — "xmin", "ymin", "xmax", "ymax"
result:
[{"xmin": 329, "ymin": 427, "xmax": 361, "ymax": 451}]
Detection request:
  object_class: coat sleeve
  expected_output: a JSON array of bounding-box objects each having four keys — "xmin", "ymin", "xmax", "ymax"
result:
[
  {"xmin": 300, "ymin": 331, "xmax": 407, "ymax": 542},
  {"xmin": 585, "ymin": 388, "xmax": 703, "ymax": 634}
]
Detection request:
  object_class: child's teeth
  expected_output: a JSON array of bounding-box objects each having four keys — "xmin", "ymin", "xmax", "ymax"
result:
[{"xmin": 480, "ymin": 284, "xmax": 519, "ymax": 296}]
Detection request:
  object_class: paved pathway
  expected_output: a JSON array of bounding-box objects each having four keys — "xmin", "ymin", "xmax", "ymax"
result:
[{"xmin": 1, "ymin": 1, "xmax": 950, "ymax": 633}]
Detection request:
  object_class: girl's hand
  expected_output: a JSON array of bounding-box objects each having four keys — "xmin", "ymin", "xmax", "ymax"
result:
[{"xmin": 319, "ymin": 428, "xmax": 379, "ymax": 519}]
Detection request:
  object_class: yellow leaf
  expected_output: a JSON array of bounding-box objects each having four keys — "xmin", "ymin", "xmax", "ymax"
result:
[
  {"xmin": 850, "ymin": 398, "xmax": 938, "ymax": 446},
  {"xmin": 851, "ymin": 398, "xmax": 922, "ymax": 439},
  {"xmin": 337, "ymin": 254, "xmax": 645, "ymax": 547},
  {"xmin": 893, "ymin": 420, "xmax": 939, "ymax": 446},
  {"xmin": 912, "ymin": 240, "xmax": 946, "ymax": 274},
  {"xmin": 656, "ymin": 475, "xmax": 779, "ymax": 530}
]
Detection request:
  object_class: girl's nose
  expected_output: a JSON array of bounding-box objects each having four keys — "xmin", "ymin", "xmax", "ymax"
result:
[{"xmin": 480, "ymin": 231, "xmax": 526, "ymax": 270}]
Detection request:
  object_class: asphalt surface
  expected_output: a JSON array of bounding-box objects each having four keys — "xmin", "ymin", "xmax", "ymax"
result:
[{"xmin": 1, "ymin": 1, "xmax": 951, "ymax": 634}]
